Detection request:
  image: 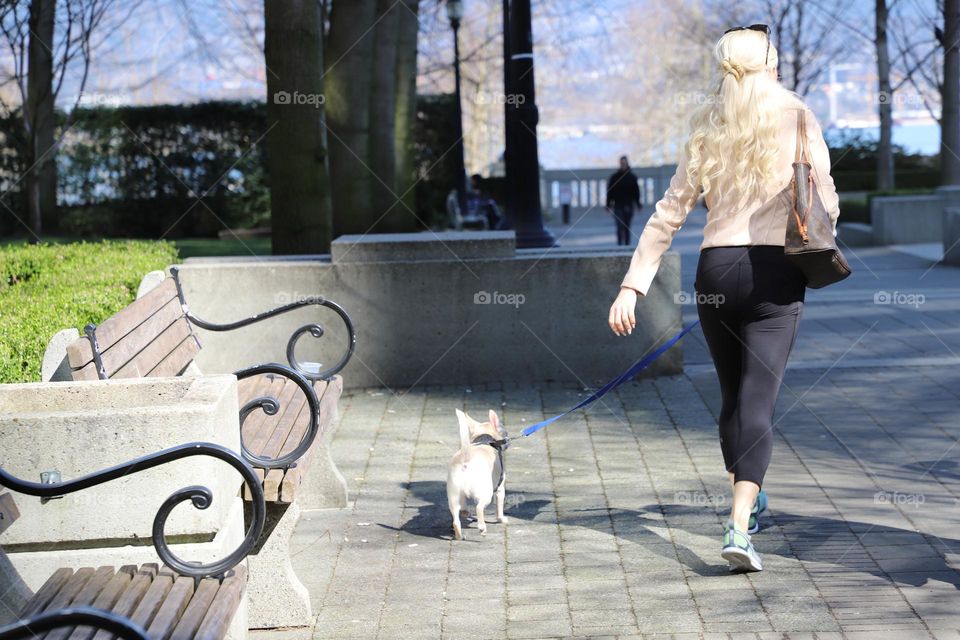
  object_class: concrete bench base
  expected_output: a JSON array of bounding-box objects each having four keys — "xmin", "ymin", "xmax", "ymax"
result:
[{"xmin": 244, "ymin": 501, "xmax": 312, "ymax": 630}]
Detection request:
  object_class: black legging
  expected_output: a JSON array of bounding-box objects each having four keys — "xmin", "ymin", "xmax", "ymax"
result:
[
  {"xmin": 613, "ymin": 202, "xmax": 634, "ymax": 245},
  {"xmin": 695, "ymin": 245, "xmax": 806, "ymax": 488}
]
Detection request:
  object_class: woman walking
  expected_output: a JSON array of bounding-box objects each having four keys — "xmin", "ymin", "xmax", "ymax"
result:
[{"xmin": 607, "ymin": 26, "xmax": 840, "ymax": 571}]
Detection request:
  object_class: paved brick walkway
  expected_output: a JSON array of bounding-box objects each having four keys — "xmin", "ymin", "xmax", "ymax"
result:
[{"xmin": 291, "ymin": 208, "xmax": 960, "ymax": 639}]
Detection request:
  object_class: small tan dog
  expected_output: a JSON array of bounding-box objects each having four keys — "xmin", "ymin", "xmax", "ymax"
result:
[{"xmin": 447, "ymin": 409, "xmax": 509, "ymax": 540}]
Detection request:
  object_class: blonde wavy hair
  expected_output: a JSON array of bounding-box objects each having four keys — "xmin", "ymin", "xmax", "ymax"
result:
[{"xmin": 684, "ymin": 28, "xmax": 802, "ymax": 204}]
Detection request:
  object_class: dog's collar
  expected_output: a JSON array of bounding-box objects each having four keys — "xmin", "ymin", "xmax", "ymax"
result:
[
  {"xmin": 471, "ymin": 434, "xmax": 508, "ymax": 491},
  {"xmin": 471, "ymin": 433, "xmax": 509, "ymax": 450}
]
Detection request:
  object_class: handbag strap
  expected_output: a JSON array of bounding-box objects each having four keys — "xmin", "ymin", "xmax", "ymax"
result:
[{"xmin": 794, "ymin": 108, "xmax": 809, "ymax": 164}]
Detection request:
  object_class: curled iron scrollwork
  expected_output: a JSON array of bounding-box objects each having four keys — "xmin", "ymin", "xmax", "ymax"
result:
[
  {"xmin": 170, "ymin": 266, "xmax": 357, "ymax": 381},
  {"xmin": 0, "ymin": 442, "xmax": 266, "ymax": 580},
  {"xmin": 0, "ymin": 607, "xmax": 148, "ymax": 640},
  {"xmin": 235, "ymin": 363, "xmax": 319, "ymax": 469}
]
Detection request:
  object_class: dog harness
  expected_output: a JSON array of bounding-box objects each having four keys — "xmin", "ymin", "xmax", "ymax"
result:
[{"xmin": 471, "ymin": 434, "xmax": 509, "ymax": 491}]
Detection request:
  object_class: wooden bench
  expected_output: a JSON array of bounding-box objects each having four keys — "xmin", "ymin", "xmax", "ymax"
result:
[
  {"xmin": 1, "ymin": 443, "xmax": 266, "ymax": 640},
  {"xmin": 56, "ymin": 267, "xmax": 355, "ymax": 630},
  {"xmin": 17, "ymin": 563, "xmax": 246, "ymax": 640}
]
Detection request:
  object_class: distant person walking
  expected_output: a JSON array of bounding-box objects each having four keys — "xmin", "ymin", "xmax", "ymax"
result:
[
  {"xmin": 605, "ymin": 156, "xmax": 642, "ymax": 245},
  {"xmin": 607, "ymin": 25, "xmax": 840, "ymax": 572}
]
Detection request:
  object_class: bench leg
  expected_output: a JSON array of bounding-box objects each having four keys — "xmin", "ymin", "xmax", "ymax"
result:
[
  {"xmin": 245, "ymin": 501, "xmax": 313, "ymax": 630},
  {"xmin": 298, "ymin": 439, "xmax": 349, "ymax": 509}
]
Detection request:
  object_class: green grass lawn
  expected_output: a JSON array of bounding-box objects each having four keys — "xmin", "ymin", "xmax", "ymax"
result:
[{"xmin": 1, "ymin": 236, "xmax": 272, "ymax": 258}]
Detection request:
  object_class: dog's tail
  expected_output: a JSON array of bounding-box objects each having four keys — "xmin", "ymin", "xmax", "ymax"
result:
[{"xmin": 455, "ymin": 409, "xmax": 471, "ymax": 459}]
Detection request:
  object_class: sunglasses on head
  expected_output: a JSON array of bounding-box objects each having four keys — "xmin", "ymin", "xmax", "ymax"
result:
[{"xmin": 723, "ymin": 23, "xmax": 771, "ymax": 67}]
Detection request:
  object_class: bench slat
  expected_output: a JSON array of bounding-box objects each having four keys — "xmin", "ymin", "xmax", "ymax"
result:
[
  {"xmin": 238, "ymin": 374, "xmax": 285, "ymax": 500},
  {"xmin": 67, "ymin": 565, "xmax": 137, "ymax": 640},
  {"xmin": 126, "ymin": 565, "xmax": 172, "ymax": 633},
  {"xmin": 44, "ymin": 566, "xmax": 114, "ymax": 640},
  {"xmin": 246, "ymin": 376, "xmax": 301, "ymax": 459},
  {"xmin": 147, "ymin": 334, "xmax": 201, "ymax": 378},
  {"xmin": 265, "ymin": 380, "xmax": 319, "ymax": 502},
  {"xmin": 237, "ymin": 374, "xmax": 287, "ymax": 497},
  {"xmin": 146, "ymin": 576, "xmax": 194, "ymax": 640},
  {"xmin": 280, "ymin": 378, "xmax": 340, "ymax": 502},
  {"xmin": 238, "ymin": 374, "xmax": 285, "ymax": 445},
  {"xmin": 195, "ymin": 565, "xmax": 247, "ymax": 639},
  {"xmin": 66, "ymin": 278, "xmax": 178, "ymax": 369},
  {"xmin": 244, "ymin": 377, "xmax": 300, "ymax": 498},
  {"xmin": 258, "ymin": 381, "xmax": 309, "ymax": 501},
  {"xmin": 70, "ymin": 297, "xmax": 185, "ymax": 380},
  {"xmin": 90, "ymin": 565, "xmax": 159, "ymax": 640},
  {"xmin": 111, "ymin": 318, "xmax": 192, "ymax": 379},
  {"xmin": 20, "ymin": 567, "xmax": 74, "ymax": 618},
  {"xmin": 169, "ymin": 577, "xmax": 219, "ymax": 640},
  {"xmin": 39, "ymin": 567, "xmax": 95, "ymax": 616}
]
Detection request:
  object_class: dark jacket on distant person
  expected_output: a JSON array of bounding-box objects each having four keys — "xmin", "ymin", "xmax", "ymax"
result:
[{"xmin": 605, "ymin": 169, "xmax": 641, "ymax": 208}]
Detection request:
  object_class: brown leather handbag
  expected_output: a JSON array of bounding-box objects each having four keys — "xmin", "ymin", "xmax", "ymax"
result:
[{"xmin": 784, "ymin": 109, "xmax": 852, "ymax": 288}]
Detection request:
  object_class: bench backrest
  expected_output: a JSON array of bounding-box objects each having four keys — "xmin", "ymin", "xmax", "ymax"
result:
[{"xmin": 66, "ymin": 277, "xmax": 202, "ymax": 381}]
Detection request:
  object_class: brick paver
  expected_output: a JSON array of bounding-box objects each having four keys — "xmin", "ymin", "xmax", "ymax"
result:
[{"xmin": 292, "ymin": 208, "xmax": 960, "ymax": 639}]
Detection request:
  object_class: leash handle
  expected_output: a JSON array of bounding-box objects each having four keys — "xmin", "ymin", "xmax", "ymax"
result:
[{"xmin": 519, "ymin": 320, "xmax": 700, "ymax": 437}]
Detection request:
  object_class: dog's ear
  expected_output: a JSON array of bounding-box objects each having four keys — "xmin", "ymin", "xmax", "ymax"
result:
[
  {"xmin": 456, "ymin": 408, "xmax": 470, "ymax": 427},
  {"xmin": 488, "ymin": 409, "xmax": 500, "ymax": 429}
]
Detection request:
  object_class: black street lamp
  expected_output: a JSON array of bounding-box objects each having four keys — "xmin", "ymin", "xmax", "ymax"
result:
[{"xmin": 447, "ymin": 0, "xmax": 468, "ymax": 226}]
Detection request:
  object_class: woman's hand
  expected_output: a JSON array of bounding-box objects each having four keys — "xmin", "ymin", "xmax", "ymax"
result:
[{"xmin": 609, "ymin": 287, "xmax": 639, "ymax": 336}]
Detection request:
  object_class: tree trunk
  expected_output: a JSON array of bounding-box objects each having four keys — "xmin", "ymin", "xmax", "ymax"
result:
[
  {"xmin": 368, "ymin": 0, "xmax": 400, "ymax": 230},
  {"xmin": 876, "ymin": 0, "xmax": 895, "ymax": 190},
  {"xmin": 326, "ymin": 0, "xmax": 377, "ymax": 236},
  {"xmin": 264, "ymin": 0, "xmax": 333, "ymax": 254},
  {"xmin": 392, "ymin": 0, "xmax": 420, "ymax": 231},
  {"xmin": 25, "ymin": 0, "xmax": 56, "ymax": 242},
  {"xmin": 942, "ymin": 0, "xmax": 960, "ymax": 185}
]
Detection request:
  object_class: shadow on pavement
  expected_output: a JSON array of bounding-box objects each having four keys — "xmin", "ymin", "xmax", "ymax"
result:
[{"xmin": 395, "ymin": 480, "xmax": 960, "ymax": 588}]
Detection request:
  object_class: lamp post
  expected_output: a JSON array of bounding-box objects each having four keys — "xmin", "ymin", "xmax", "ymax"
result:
[{"xmin": 447, "ymin": 0, "xmax": 468, "ymax": 225}]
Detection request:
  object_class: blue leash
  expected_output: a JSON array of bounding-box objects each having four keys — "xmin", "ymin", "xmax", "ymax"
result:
[{"xmin": 519, "ymin": 320, "xmax": 701, "ymax": 437}]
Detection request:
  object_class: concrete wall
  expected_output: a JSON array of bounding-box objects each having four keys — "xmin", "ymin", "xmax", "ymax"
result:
[
  {"xmin": 871, "ymin": 194, "xmax": 945, "ymax": 244},
  {"xmin": 177, "ymin": 233, "xmax": 684, "ymax": 390},
  {"xmin": 945, "ymin": 207, "xmax": 960, "ymax": 266}
]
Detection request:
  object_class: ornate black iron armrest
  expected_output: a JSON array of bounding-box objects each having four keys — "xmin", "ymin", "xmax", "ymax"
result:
[
  {"xmin": 234, "ymin": 363, "xmax": 319, "ymax": 470},
  {"xmin": 0, "ymin": 442, "xmax": 266, "ymax": 580},
  {"xmin": 0, "ymin": 607, "xmax": 148, "ymax": 640},
  {"xmin": 170, "ymin": 266, "xmax": 357, "ymax": 381}
]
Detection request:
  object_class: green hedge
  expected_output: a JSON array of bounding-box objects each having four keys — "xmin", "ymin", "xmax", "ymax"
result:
[{"xmin": 0, "ymin": 240, "xmax": 179, "ymax": 383}]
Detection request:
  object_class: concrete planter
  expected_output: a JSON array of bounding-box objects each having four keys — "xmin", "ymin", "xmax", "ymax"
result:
[{"xmin": 0, "ymin": 375, "xmax": 241, "ymax": 547}]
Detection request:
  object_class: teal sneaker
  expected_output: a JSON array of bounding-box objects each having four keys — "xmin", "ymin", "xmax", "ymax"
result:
[
  {"xmin": 747, "ymin": 489, "xmax": 768, "ymax": 535},
  {"xmin": 721, "ymin": 519, "xmax": 763, "ymax": 572}
]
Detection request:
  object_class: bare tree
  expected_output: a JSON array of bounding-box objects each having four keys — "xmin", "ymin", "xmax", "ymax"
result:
[
  {"xmin": 876, "ymin": 0, "xmax": 894, "ymax": 189},
  {"xmin": 940, "ymin": 0, "xmax": 960, "ymax": 185},
  {"xmin": 0, "ymin": 0, "xmax": 116, "ymax": 241}
]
